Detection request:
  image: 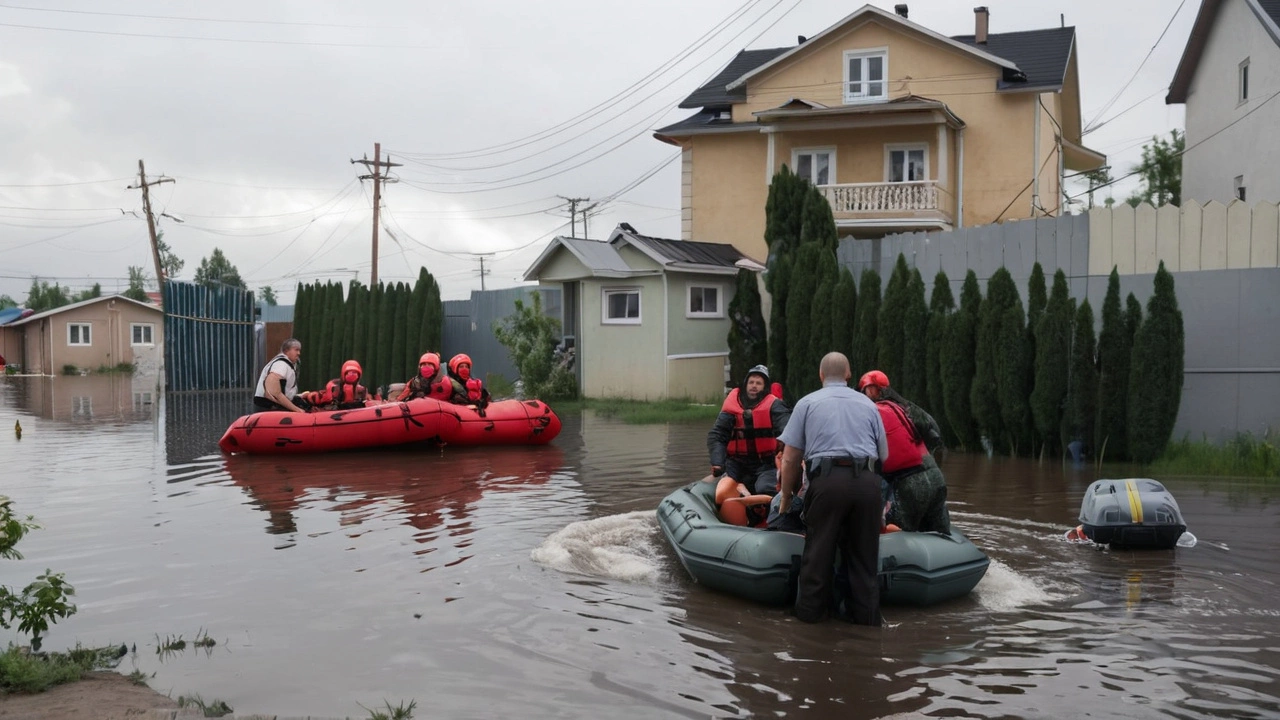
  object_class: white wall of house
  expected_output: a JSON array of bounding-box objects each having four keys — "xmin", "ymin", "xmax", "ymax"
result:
[{"xmin": 1182, "ymin": 0, "xmax": 1280, "ymax": 205}]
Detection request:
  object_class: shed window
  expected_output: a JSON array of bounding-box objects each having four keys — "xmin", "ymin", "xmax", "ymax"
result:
[
  {"xmin": 602, "ymin": 287, "xmax": 641, "ymax": 324},
  {"xmin": 68, "ymin": 323, "xmax": 91, "ymax": 346},
  {"xmin": 687, "ymin": 284, "xmax": 723, "ymax": 318}
]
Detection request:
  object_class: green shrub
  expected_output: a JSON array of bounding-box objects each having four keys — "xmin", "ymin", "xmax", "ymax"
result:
[
  {"xmin": 61, "ymin": 365, "xmax": 79, "ymax": 376},
  {"xmin": 1150, "ymin": 431, "xmax": 1280, "ymax": 477},
  {"xmin": 1030, "ymin": 270, "xmax": 1073, "ymax": 456},
  {"xmin": 851, "ymin": 269, "xmax": 881, "ymax": 379},
  {"xmin": 1128, "ymin": 262, "xmax": 1184, "ymax": 463},
  {"xmin": 493, "ymin": 292, "xmax": 578, "ymax": 401},
  {"xmin": 0, "ymin": 644, "xmax": 120, "ymax": 694},
  {"xmin": 1065, "ymin": 299, "xmax": 1098, "ymax": 455},
  {"xmin": 941, "ymin": 271, "xmax": 982, "ymax": 450},
  {"xmin": 1, "ymin": 497, "xmax": 77, "ymax": 651},
  {"xmin": 726, "ymin": 268, "xmax": 767, "ymax": 387}
]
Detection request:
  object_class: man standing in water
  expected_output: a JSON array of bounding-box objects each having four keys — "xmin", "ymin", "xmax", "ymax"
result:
[
  {"xmin": 777, "ymin": 352, "xmax": 887, "ymax": 625},
  {"xmin": 253, "ymin": 338, "xmax": 309, "ymax": 413}
]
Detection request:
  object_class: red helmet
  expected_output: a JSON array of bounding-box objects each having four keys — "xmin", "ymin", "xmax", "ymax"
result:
[
  {"xmin": 419, "ymin": 352, "xmax": 440, "ymax": 369},
  {"xmin": 448, "ymin": 353, "xmax": 472, "ymax": 376},
  {"xmin": 857, "ymin": 370, "xmax": 890, "ymax": 391},
  {"xmin": 341, "ymin": 359, "xmax": 362, "ymax": 379}
]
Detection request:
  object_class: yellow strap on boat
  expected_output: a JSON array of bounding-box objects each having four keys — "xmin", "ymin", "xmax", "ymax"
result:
[{"xmin": 1125, "ymin": 479, "xmax": 1144, "ymax": 524}]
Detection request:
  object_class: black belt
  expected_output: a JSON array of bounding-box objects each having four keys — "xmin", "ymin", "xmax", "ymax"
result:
[
  {"xmin": 808, "ymin": 456, "xmax": 875, "ymax": 477},
  {"xmin": 830, "ymin": 456, "xmax": 874, "ymax": 467}
]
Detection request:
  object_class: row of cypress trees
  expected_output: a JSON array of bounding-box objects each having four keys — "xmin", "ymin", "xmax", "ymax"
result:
[
  {"xmin": 290, "ymin": 268, "xmax": 444, "ymax": 395},
  {"xmin": 729, "ymin": 167, "xmax": 1186, "ymax": 462}
]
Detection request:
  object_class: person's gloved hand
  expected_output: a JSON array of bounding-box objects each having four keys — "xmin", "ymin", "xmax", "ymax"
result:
[{"xmin": 711, "ymin": 465, "xmax": 724, "ymax": 477}]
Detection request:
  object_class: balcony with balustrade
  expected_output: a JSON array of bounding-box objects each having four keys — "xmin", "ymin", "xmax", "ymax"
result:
[{"xmin": 818, "ymin": 180, "xmax": 954, "ymax": 234}]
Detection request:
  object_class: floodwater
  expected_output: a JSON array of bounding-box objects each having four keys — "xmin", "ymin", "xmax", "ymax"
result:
[{"xmin": 2, "ymin": 375, "xmax": 1280, "ymax": 719}]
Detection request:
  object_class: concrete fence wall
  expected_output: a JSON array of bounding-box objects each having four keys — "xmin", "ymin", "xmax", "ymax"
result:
[{"xmin": 839, "ymin": 201, "xmax": 1280, "ymax": 442}]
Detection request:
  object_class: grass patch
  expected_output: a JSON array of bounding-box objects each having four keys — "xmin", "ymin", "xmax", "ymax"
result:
[
  {"xmin": 1149, "ymin": 431, "xmax": 1280, "ymax": 478},
  {"xmin": 126, "ymin": 669, "xmax": 153, "ymax": 686},
  {"xmin": 0, "ymin": 644, "xmax": 120, "ymax": 695},
  {"xmin": 549, "ymin": 397, "xmax": 722, "ymax": 424},
  {"xmin": 485, "ymin": 372, "xmax": 515, "ymax": 399},
  {"xmin": 178, "ymin": 693, "xmax": 234, "ymax": 717},
  {"xmin": 94, "ymin": 362, "xmax": 136, "ymax": 375},
  {"xmin": 360, "ymin": 699, "xmax": 417, "ymax": 720}
]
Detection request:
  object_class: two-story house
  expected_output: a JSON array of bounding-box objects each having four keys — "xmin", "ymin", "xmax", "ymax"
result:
[
  {"xmin": 655, "ymin": 4, "xmax": 1105, "ymax": 263},
  {"xmin": 1167, "ymin": 0, "xmax": 1280, "ymax": 204}
]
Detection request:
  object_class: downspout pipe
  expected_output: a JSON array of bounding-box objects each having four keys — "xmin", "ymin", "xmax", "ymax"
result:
[{"xmin": 957, "ymin": 128, "xmax": 965, "ymax": 228}]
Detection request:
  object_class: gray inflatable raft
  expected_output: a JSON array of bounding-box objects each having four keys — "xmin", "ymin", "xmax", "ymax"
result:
[
  {"xmin": 656, "ymin": 479, "xmax": 989, "ymax": 607},
  {"xmin": 1078, "ymin": 478, "xmax": 1187, "ymax": 549}
]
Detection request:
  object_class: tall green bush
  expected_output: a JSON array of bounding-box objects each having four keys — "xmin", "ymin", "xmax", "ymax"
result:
[
  {"xmin": 831, "ymin": 268, "xmax": 857, "ymax": 361},
  {"xmin": 727, "ymin": 269, "xmax": 768, "ymax": 385},
  {"xmin": 900, "ymin": 269, "xmax": 928, "ymax": 402},
  {"xmin": 365, "ymin": 283, "xmax": 384, "ymax": 395},
  {"xmin": 493, "ymin": 291, "xmax": 576, "ymax": 400},
  {"xmin": 1030, "ymin": 270, "xmax": 1073, "ymax": 456},
  {"xmin": 763, "ymin": 166, "xmax": 807, "ymax": 388},
  {"xmin": 1128, "ymin": 262, "xmax": 1184, "ymax": 463},
  {"xmin": 876, "ymin": 254, "xmax": 911, "ymax": 382},
  {"xmin": 925, "ymin": 270, "xmax": 954, "ymax": 445},
  {"xmin": 1096, "ymin": 268, "xmax": 1130, "ymax": 460},
  {"xmin": 852, "ymin": 269, "xmax": 881, "ymax": 378},
  {"xmin": 942, "ymin": 271, "xmax": 982, "ymax": 450},
  {"xmin": 995, "ymin": 301, "xmax": 1031, "ymax": 455},
  {"xmin": 291, "ymin": 282, "xmax": 310, "ymax": 384},
  {"xmin": 767, "ymin": 256, "xmax": 792, "ymax": 384},
  {"xmin": 390, "ymin": 282, "xmax": 409, "ymax": 390},
  {"xmin": 786, "ymin": 243, "xmax": 823, "ymax": 398},
  {"xmin": 1025, "ymin": 263, "xmax": 1048, "ymax": 452},
  {"xmin": 1066, "ymin": 299, "xmax": 1098, "ymax": 455},
  {"xmin": 972, "ymin": 268, "xmax": 1021, "ymax": 451},
  {"xmin": 809, "ymin": 274, "xmax": 836, "ymax": 386}
]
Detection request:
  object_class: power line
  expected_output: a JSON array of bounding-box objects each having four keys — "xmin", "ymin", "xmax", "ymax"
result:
[
  {"xmin": 1083, "ymin": 86, "xmax": 1169, "ymax": 136},
  {"xmin": 1083, "ymin": 0, "xmax": 1187, "ymax": 132}
]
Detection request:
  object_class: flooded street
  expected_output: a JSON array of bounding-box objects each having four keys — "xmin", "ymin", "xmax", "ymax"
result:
[{"xmin": 3, "ymin": 375, "xmax": 1279, "ymax": 719}]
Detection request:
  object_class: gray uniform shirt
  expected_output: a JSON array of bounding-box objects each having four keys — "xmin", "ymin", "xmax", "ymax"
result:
[{"xmin": 778, "ymin": 380, "xmax": 889, "ymax": 462}]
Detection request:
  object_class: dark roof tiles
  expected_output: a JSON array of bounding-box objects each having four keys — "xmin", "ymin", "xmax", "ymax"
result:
[
  {"xmin": 619, "ymin": 226, "xmax": 749, "ymax": 268},
  {"xmin": 679, "ymin": 47, "xmax": 791, "ymax": 108}
]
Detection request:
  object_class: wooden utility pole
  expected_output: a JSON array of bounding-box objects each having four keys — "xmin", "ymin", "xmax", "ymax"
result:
[
  {"xmin": 351, "ymin": 142, "xmax": 401, "ymax": 286},
  {"xmin": 130, "ymin": 160, "xmax": 174, "ymax": 291},
  {"xmin": 558, "ymin": 196, "xmax": 589, "ymax": 238},
  {"xmin": 474, "ymin": 253, "xmax": 495, "ymax": 291}
]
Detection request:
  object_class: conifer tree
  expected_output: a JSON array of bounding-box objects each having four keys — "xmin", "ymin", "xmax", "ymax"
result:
[
  {"xmin": 407, "ymin": 272, "xmax": 428, "ymax": 371},
  {"xmin": 1096, "ymin": 269, "xmax": 1130, "ymax": 461},
  {"xmin": 365, "ymin": 283, "xmax": 384, "ymax": 395},
  {"xmin": 995, "ymin": 301, "xmax": 1031, "ymax": 455},
  {"xmin": 901, "ymin": 269, "xmax": 929, "ymax": 403},
  {"xmin": 831, "ymin": 268, "xmax": 857, "ymax": 360},
  {"xmin": 312, "ymin": 282, "xmax": 335, "ymax": 389},
  {"xmin": 925, "ymin": 271, "xmax": 955, "ymax": 444},
  {"xmin": 326, "ymin": 282, "xmax": 346, "ymax": 383},
  {"xmin": 767, "ymin": 256, "xmax": 792, "ymax": 385},
  {"xmin": 763, "ymin": 167, "xmax": 806, "ymax": 387},
  {"xmin": 1030, "ymin": 270, "xmax": 1073, "ymax": 456},
  {"xmin": 423, "ymin": 273, "xmax": 443, "ymax": 351},
  {"xmin": 877, "ymin": 254, "xmax": 911, "ymax": 382},
  {"xmin": 349, "ymin": 283, "xmax": 369, "ymax": 381},
  {"xmin": 1065, "ymin": 299, "xmax": 1098, "ymax": 456},
  {"xmin": 391, "ymin": 282, "xmax": 410, "ymax": 392},
  {"xmin": 292, "ymin": 282, "xmax": 310, "ymax": 385},
  {"xmin": 341, "ymin": 281, "xmax": 359, "ymax": 366},
  {"xmin": 852, "ymin": 269, "xmax": 881, "ymax": 378},
  {"xmin": 809, "ymin": 274, "xmax": 836, "ymax": 386},
  {"xmin": 727, "ymin": 269, "xmax": 768, "ymax": 386},
  {"xmin": 943, "ymin": 271, "xmax": 982, "ymax": 449},
  {"xmin": 1025, "ymin": 263, "xmax": 1048, "ymax": 452},
  {"xmin": 786, "ymin": 243, "xmax": 823, "ymax": 398},
  {"xmin": 971, "ymin": 269, "xmax": 1015, "ymax": 451},
  {"xmin": 1128, "ymin": 262, "xmax": 1184, "ymax": 463}
]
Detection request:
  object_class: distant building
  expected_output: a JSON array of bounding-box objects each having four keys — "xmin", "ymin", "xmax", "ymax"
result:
[
  {"xmin": 1168, "ymin": 0, "xmax": 1280, "ymax": 204},
  {"xmin": 1, "ymin": 295, "xmax": 164, "ymax": 375}
]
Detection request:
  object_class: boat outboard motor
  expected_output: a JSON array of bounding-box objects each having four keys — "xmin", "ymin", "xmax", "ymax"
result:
[{"xmin": 1076, "ymin": 478, "xmax": 1188, "ymax": 549}]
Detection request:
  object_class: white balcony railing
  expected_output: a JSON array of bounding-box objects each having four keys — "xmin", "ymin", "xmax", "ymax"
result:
[{"xmin": 820, "ymin": 181, "xmax": 940, "ymax": 214}]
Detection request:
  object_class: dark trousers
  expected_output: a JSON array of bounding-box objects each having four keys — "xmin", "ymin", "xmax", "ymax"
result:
[
  {"xmin": 795, "ymin": 464, "xmax": 883, "ymax": 625},
  {"xmin": 725, "ymin": 456, "xmax": 778, "ymax": 495}
]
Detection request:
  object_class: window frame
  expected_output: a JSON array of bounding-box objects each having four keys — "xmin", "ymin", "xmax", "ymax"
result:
[
  {"xmin": 843, "ymin": 48, "xmax": 888, "ymax": 104},
  {"xmin": 685, "ymin": 283, "xmax": 725, "ymax": 319},
  {"xmin": 1234, "ymin": 175, "xmax": 1247, "ymax": 202},
  {"xmin": 884, "ymin": 143, "xmax": 930, "ymax": 183},
  {"xmin": 601, "ymin": 286, "xmax": 642, "ymax": 325},
  {"xmin": 791, "ymin": 146, "xmax": 837, "ymax": 186},
  {"xmin": 67, "ymin": 322, "xmax": 91, "ymax": 347},
  {"xmin": 130, "ymin": 322, "xmax": 155, "ymax": 346},
  {"xmin": 1239, "ymin": 58, "xmax": 1250, "ymax": 104}
]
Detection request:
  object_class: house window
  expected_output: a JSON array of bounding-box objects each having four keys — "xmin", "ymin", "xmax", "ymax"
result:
[
  {"xmin": 844, "ymin": 49, "xmax": 887, "ymax": 103},
  {"xmin": 687, "ymin": 284, "xmax": 724, "ymax": 319},
  {"xmin": 602, "ymin": 287, "xmax": 641, "ymax": 324},
  {"xmin": 886, "ymin": 144, "xmax": 928, "ymax": 182},
  {"xmin": 1239, "ymin": 58, "xmax": 1250, "ymax": 103},
  {"xmin": 130, "ymin": 323, "xmax": 154, "ymax": 346},
  {"xmin": 67, "ymin": 323, "xmax": 91, "ymax": 346},
  {"xmin": 792, "ymin": 148, "xmax": 835, "ymax": 186},
  {"xmin": 1234, "ymin": 175, "xmax": 1247, "ymax": 202}
]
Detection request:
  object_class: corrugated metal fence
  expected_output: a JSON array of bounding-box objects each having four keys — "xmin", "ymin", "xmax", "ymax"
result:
[
  {"xmin": 164, "ymin": 281, "xmax": 257, "ymax": 391},
  {"xmin": 442, "ymin": 287, "xmax": 561, "ymax": 384}
]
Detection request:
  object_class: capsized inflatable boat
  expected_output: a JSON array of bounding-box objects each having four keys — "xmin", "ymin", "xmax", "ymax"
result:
[
  {"xmin": 1073, "ymin": 478, "xmax": 1187, "ymax": 549},
  {"xmin": 656, "ymin": 480, "xmax": 989, "ymax": 607},
  {"xmin": 219, "ymin": 398, "xmax": 561, "ymax": 454}
]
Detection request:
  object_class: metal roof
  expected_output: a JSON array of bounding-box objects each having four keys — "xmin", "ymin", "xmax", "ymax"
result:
[
  {"xmin": 523, "ymin": 235, "xmax": 651, "ymax": 281},
  {"xmin": 611, "ymin": 223, "xmax": 759, "ymax": 271}
]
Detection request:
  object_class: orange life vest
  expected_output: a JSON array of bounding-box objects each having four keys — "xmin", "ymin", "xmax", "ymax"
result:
[
  {"xmin": 876, "ymin": 399, "xmax": 926, "ymax": 474},
  {"xmin": 323, "ymin": 378, "xmax": 368, "ymax": 409},
  {"xmin": 721, "ymin": 389, "xmax": 779, "ymax": 459}
]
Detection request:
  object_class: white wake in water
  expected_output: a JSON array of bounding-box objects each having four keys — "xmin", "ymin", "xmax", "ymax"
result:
[
  {"xmin": 530, "ymin": 511, "xmax": 664, "ymax": 583},
  {"xmin": 972, "ymin": 557, "xmax": 1067, "ymax": 611}
]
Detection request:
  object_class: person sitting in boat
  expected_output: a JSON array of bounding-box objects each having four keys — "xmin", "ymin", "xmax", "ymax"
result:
[
  {"xmin": 707, "ymin": 364, "xmax": 791, "ymax": 496},
  {"xmin": 857, "ymin": 370, "xmax": 950, "ymax": 534},
  {"xmin": 713, "ymin": 476, "xmax": 773, "ymax": 528},
  {"xmin": 446, "ymin": 353, "xmax": 491, "ymax": 409},
  {"xmin": 302, "ymin": 359, "xmax": 370, "ymax": 411},
  {"xmin": 397, "ymin": 352, "xmax": 452, "ymax": 402},
  {"xmin": 253, "ymin": 338, "xmax": 310, "ymax": 413}
]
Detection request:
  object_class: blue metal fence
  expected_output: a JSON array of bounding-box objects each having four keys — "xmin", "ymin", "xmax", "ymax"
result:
[{"xmin": 164, "ymin": 281, "xmax": 257, "ymax": 391}]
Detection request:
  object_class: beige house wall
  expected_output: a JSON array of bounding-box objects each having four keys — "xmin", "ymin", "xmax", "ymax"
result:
[
  {"xmin": 537, "ymin": 250, "xmax": 594, "ymax": 281},
  {"xmin": 580, "ymin": 275, "xmax": 666, "ymax": 400},
  {"xmin": 16, "ymin": 299, "xmax": 163, "ymax": 375},
  {"xmin": 677, "ymin": 15, "xmax": 1069, "ymax": 263}
]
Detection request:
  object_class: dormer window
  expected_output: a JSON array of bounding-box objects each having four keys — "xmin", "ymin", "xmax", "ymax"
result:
[{"xmin": 844, "ymin": 49, "xmax": 887, "ymax": 103}]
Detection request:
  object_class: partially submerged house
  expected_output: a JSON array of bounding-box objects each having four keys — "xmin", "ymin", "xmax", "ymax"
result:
[
  {"xmin": 2, "ymin": 295, "xmax": 164, "ymax": 376},
  {"xmin": 524, "ymin": 223, "xmax": 763, "ymax": 400}
]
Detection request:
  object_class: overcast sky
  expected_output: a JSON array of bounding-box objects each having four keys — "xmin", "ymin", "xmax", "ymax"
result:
[{"xmin": 0, "ymin": 0, "xmax": 1192, "ymax": 304}]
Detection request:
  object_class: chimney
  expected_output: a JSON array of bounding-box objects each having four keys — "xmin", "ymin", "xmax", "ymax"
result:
[
  {"xmin": 797, "ymin": 35, "xmax": 807, "ymax": 44},
  {"xmin": 974, "ymin": 6, "xmax": 989, "ymax": 44},
  {"xmin": 895, "ymin": 4, "xmax": 908, "ymax": 19}
]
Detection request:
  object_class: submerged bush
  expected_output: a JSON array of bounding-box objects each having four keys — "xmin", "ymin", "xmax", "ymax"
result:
[{"xmin": 1150, "ymin": 431, "xmax": 1280, "ymax": 477}]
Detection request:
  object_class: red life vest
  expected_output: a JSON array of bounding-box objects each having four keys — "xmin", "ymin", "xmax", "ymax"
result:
[
  {"xmin": 323, "ymin": 378, "xmax": 368, "ymax": 408},
  {"xmin": 465, "ymin": 378, "xmax": 484, "ymax": 402},
  {"xmin": 721, "ymin": 389, "xmax": 779, "ymax": 458},
  {"xmin": 876, "ymin": 400, "xmax": 926, "ymax": 474}
]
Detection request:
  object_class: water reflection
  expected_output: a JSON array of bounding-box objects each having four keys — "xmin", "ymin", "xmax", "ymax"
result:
[
  {"xmin": 3, "ymin": 374, "xmax": 158, "ymax": 423},
  {"xmin": 222, "ymin": 446, "xmax": 565, "ymax": 545}
]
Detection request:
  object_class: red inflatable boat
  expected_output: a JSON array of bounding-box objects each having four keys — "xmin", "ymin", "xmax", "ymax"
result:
[{"xmin": 218, "ymin": 398, "xmax": 562, "ymax": 454}]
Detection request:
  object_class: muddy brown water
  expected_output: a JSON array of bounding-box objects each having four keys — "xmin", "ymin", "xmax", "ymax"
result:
[{"xmin": 2, "ymin": 375, "xmax": 1279, "ymax": 719}]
